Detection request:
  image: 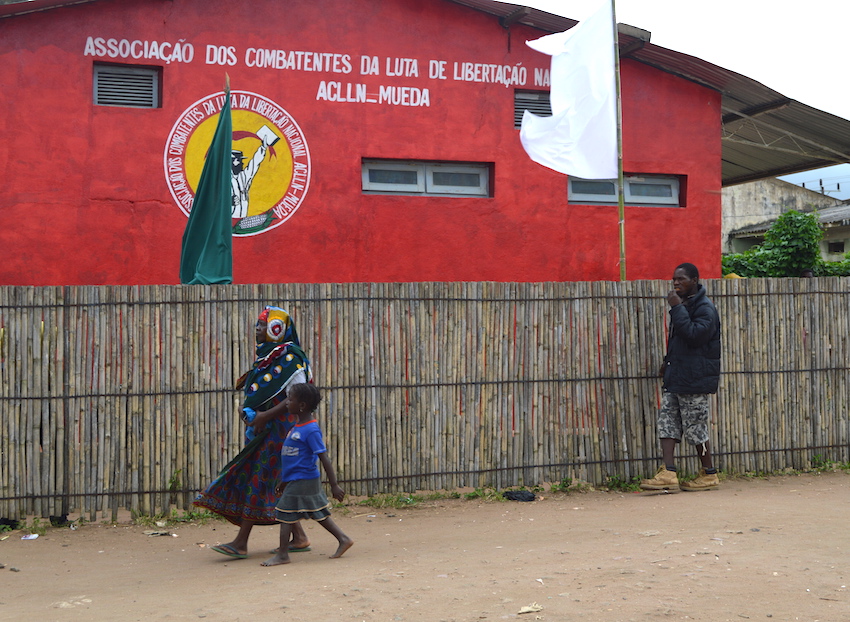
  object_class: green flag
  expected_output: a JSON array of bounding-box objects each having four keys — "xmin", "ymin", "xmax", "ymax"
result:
[{"xmin": 179, "ymin": 87, "xmax": 233, "ymax": 284}]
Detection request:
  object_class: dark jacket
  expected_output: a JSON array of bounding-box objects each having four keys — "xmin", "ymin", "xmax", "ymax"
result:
[{"xmin": 662, "ymin": 284, "xmax": 721, "ymax": 394}]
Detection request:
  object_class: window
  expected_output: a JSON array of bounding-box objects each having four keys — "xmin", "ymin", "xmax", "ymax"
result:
[
  {"xmin": 362, "ymin": 160, "xmax": 491, "ymax": 197},
  {"xmin": 828, "ymin": 241, "xmax": 845, "ymax": 254},
  {"xmin": 568, "ymin": 175, "xmax": 682, "ymax": 207},
  {"xmin": 94, "ymin": 63, "xmax": 161, "ymax": 108},
  {"xmin": 514, "ymin": 90, "xmax": 552, "ymax": 128}
]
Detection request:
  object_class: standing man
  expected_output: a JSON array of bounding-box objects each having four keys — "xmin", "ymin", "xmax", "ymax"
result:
[{"xmin": 641, "ymin": 263, "xmax": 722, "ymax": 492}]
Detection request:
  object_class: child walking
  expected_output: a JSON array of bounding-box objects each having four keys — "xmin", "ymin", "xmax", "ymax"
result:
[{"xmin": 262, "ymin": 383, "xmax": 353, "ymax": 566}]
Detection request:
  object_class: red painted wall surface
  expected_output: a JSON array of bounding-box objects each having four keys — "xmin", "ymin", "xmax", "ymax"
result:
[{"xmin": 0, "ymin": 0, "xmax": 721, "ymax": 286}]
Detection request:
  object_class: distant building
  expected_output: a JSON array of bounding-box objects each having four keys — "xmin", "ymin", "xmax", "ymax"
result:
[
  {"xmin": 728, "ymin": 191, "xmax": 850, "ymax": 261},
  {"xmin": 723, "ymin": 178, "xmax": 842, "ymax": 254}
]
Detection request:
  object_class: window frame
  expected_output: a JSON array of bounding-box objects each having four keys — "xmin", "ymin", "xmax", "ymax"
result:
[
  {"xmin": 362, "ymin": 161, "xmax": 426, "ymax": 193},
  {"xmin": 362, "ymin": 159, "xmax": 491, "ymax": 197},
  {"xmin": 568, "ymin": 175, "xmax": 682, "ymax": 207},
  {"xmin": 425, "ymin": 162, "xmax": 490, "ymax": 196},
  {"xmin": 827, "ymin": 240, "xmax": 846, "ymax": 254}
]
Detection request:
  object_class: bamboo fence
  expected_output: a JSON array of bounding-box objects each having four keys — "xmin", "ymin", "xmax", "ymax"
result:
[{"xmin": 0, "ymin": 279, "xmax": 848, "ymax": 519}]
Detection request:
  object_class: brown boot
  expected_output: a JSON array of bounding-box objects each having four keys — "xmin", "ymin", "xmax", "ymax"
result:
[
  {"xmin": 639, "ymin": 466, "xmax": 679, "ymax": 491},
  {"xmin": 680, "ymin": 469, "xmax": 719, "ymax": 491}
]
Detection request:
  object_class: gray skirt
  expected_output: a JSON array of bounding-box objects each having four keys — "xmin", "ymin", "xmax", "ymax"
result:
[{"xmin": 275, "ymin": 477, "xmax": 331, "ymax": 523}]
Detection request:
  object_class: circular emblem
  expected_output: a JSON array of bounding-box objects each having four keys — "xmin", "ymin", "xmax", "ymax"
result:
[
  {"xmin": 164, "ymin": 90, "xmax": 311, "ymax": 236},
  {"xmin": 267, "ymin": 318, "xmax": 285, "ymax": 339}
]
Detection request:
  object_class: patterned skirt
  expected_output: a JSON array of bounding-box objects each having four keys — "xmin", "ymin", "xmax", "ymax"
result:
[
  {"xmin": 275, "ymin": 477, "xmax": 331, "ymax": 524},
  {"xmin": 193, "ymin": 417, "xmax": 293, "ymax": 526}
]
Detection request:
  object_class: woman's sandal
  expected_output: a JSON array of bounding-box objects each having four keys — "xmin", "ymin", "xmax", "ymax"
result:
[{"xmin": 211, "ymin": 543, "xmax": 247, "ymax": 559}]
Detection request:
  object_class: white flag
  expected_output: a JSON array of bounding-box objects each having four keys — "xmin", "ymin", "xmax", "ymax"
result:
[{"xmin": 520, "ymin": 1, "xmax": 618, "ymax": 180}]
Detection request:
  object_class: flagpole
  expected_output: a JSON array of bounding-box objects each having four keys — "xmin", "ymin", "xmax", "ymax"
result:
[{"xmin": 612, "ymin": 0, "xmax": 626, "ymax": 281}]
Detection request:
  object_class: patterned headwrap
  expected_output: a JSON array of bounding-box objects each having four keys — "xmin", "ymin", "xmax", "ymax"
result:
[
  {"xmin": 257, "ymin": 306, "xmax": 299, "ymax": 345},
  {"xmin": 241, "ymin": 306, "xmax": 310, "ymax": 412}
]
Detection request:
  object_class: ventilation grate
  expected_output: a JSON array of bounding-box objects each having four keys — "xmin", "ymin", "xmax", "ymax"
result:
[
  {"xmin": 514, "ymin": 90, "xmax": 552, "ymax": 128},
  {"xmin": 94, "ymin": 64, "xmax": 160, "ymax": 108}
]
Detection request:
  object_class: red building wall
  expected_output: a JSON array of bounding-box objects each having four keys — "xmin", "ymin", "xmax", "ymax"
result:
[{"xmin": 0, "ymin": 0, "xmax": 721, "ymax": 286}]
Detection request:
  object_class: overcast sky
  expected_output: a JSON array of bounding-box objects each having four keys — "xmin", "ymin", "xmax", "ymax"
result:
[{"xmin": 509, "ymin": 0, "xmax": 850, "ymax": 199}]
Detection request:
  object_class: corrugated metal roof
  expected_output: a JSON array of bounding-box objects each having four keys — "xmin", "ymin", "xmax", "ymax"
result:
[
  {"xmin": 448, "ymin": 1, "xmax": 850, "ymax": 187},
  {"xmin": 732, "ymin": 202, "xmax": 850, "ymax": 237},
  {"xmin": 5, "ymin": 0, "xmax": 850, "ymax": 187},
  {"xmin": 0, "ymin": 0, "xmax": 104, "ymax": 18},
  {"xmin": 442, "ymin": 0, "xmax": 580, "ymax": 31}
]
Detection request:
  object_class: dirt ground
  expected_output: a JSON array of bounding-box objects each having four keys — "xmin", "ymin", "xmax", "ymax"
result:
[{"xmin": 1, "ymin": 471, "xmax": 848, "ymax": 622}]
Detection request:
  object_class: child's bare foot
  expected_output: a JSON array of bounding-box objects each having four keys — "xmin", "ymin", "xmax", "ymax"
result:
[
  {"xmin": 330, "ymin": 537, "xmax": 353, "ymax": 559},
  {"xmin": 269, "ymin": 538, "xmax": 311, "ymax": 554},
  {"xmin": 261, "ymin": 553, "xmax": 291, "ymax": 566}
]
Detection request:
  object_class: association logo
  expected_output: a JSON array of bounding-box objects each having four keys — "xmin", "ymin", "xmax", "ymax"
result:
[{"xmin": 164, "ymin": 90, "xmax": 311, "ymax": 236}]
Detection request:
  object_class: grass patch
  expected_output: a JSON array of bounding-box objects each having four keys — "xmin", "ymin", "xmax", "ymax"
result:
[
  {"xmin": 604, "ymin": 474, "xmax": 642, "ymax": 492},
  {"xmin": 356, "ymin": 486, "xmax": 541, "ymax": 507},
  {"xmin": 23, "ymin": 517, "xmax": 48, "ymax": 536},
  {"xmin": 548, "ymin": 478, "xmax": 593, "ymax": 494},
  {"xmin": 463, "ymin": 487, "xmax": 506, "ymax": 501},
  {"xmin": 809, "ymin": 454, "xmax": 850, "ymax": 473},
  {"xmin": 549, "ymin": 478, "xmax": 573, "ymax": 493},
  {"xmin": 131, "ymin": 507, "xmax": 224, "ymax": 528},
  {"xmin": 720, "ymin": 459, "xmax": 850, "ymax": 480},
  {"xmin": 356, "ymin": 491, "xmax": 460, "ymax": 509}
]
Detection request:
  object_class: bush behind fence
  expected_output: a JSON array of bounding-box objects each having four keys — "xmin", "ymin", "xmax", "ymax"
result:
[{"xmin": 1, "ymin": 279, "xmax": 848, "ymax": 519}]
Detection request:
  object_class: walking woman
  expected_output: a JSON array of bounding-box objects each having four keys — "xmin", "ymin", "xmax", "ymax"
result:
[{"xmin": 195, "ymin": 306, "xmax": 313, "ymax": 559}]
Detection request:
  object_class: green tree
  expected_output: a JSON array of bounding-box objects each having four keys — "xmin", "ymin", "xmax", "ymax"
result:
[
  {"xmin": 722, "ymin": 210, "xmax": 824, "ymax": 277},
  {"xmin": 819, "ymin": 255, "xmax": 850, "ymax": 276}
]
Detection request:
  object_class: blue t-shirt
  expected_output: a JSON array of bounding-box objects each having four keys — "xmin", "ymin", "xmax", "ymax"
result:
[{"xmin": 280, "ymin": 420, "xmax": 326, "ymax": 482}]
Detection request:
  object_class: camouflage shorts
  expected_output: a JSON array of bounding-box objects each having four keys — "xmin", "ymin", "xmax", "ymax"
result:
[{"xmin": 657, "ymin": 392, "xmax": 710, "ymax": 445}]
